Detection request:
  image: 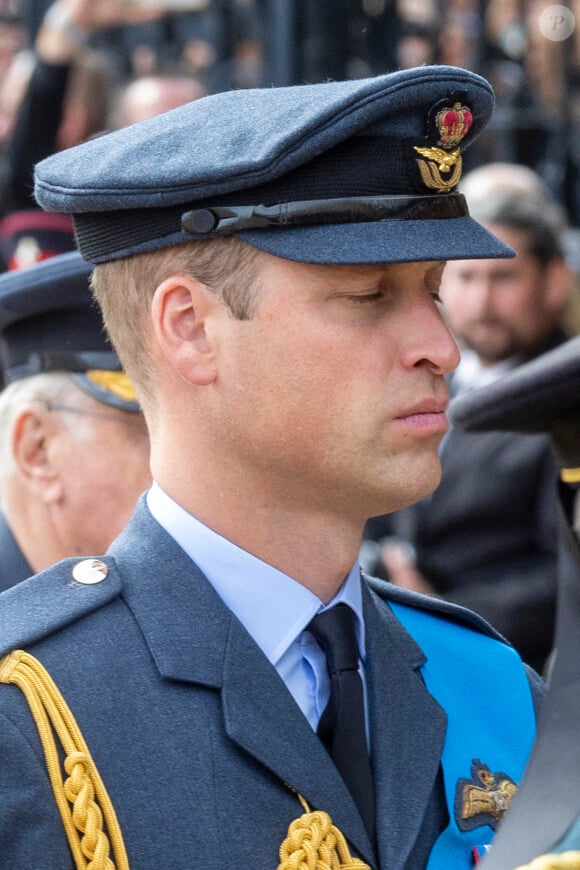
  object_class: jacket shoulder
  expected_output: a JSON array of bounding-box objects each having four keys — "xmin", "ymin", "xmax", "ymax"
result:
[
  {"xmin": 365, "ymin": 574, "xmax": 507, "ymax": 642},
  {"xmin": 366, "ymin": 575, "xmax": 545, "ymax": 714},
  {"xmin": 0, "ymin": 556, "xmax": 122, "ymax": 658}
]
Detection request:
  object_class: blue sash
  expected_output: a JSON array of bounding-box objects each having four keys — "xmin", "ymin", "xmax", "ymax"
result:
[{"xmin": 389, "ymin": 601, "xmax": 537, "ymax": 870}]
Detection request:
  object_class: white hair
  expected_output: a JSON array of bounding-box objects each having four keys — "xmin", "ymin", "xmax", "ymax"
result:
[{"xmin": 0, "ymin": 372, "xmax": 96, "ymax": 480}]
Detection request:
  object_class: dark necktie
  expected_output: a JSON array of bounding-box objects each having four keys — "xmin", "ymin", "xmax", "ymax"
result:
[{"xmin": 309, "ymin": 603, "xmax": 375, "ymax": 840}]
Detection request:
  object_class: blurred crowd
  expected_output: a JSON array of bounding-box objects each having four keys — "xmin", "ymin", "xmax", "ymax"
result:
[{"xmin": 0, "ymin": 1, "xmax": 579, "ymax": 221}]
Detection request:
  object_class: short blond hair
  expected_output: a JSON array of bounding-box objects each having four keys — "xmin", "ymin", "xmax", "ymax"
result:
[{"xmin": 91, "ymin": 236, "xmax": 261, "ymax": 410}]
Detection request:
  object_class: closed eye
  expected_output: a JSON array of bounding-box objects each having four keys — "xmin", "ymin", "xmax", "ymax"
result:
[
  {"xmin": 347, "ymin": 291, "xmax": 387, "ymax": 304},
  {"xmin": 425, "ymin": 261, "xmax": 446, "ymax": 304}
]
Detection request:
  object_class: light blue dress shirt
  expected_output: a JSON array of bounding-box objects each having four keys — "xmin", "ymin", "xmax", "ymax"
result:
[{"xmin": 146, "ymin": 482, "xmax": 368, "ymax": 737}]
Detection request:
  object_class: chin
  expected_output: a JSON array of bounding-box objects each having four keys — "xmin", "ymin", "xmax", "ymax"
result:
[
  {"xmin": 398, "ymin": 461, "xmax": 442, "ymax": 508},
  {"xmin": 364, "ymin": 467, "xmax": 442, "ymax": 517}
]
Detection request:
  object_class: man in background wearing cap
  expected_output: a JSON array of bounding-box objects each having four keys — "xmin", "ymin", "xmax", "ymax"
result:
[
  {"xmin": 0, "ymin": 251, "xmax": 151, "ymax": 590},
  {"xmin": 0, "ymin": 68, "xmax": 543, "ymax": 869},
  {"xmin": 364, "ymin": 166, "xmax": 571, "ymax": 674}
]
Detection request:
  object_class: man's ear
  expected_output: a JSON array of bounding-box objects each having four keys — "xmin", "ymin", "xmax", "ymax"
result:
[
  {"xmin": 11, "ymin": 405, "xmax": 64, "ymax": 502},
  {"xmin": 151, "ymin": 274, "xmax": 221, "ymax": 386}
]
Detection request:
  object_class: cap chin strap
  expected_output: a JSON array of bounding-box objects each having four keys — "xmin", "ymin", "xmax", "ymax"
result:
[{"xmin": 181, "ymin": 192, "xmax": 468, "ymax": 237}]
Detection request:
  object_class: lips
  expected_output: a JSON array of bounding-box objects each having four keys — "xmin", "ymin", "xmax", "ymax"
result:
[
  {"xmin": 392, "ymin": 397, "xmax": 450, "ymax": 436},
  {"xmin": 395, "ymin": 398, "xmax": 449, "ymax": 419}
]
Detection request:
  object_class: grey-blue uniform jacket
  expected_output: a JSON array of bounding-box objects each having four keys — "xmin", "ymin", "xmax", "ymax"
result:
[
  {"xmin": 0, "ymin": 512, "xmax": 32, "ymax": 592},
  {"xmin": 0, "ymin": 497, "xmax": 542, "ymax": 869}
]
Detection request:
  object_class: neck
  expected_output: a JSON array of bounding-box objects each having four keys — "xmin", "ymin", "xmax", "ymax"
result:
[{"xmin": 153, "ymin": 466, "xmax": 363, "ymax": 604}]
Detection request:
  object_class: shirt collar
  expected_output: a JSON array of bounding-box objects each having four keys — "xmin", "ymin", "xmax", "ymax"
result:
[
  {"xmin": 146, "ymin": 482, "xmax": 365, "ymax": 666},
  {"xmin": 451, "ymin": 348, "xmax": 519, "ymax": 395}
]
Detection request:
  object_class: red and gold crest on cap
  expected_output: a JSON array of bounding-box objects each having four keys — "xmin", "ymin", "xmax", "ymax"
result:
[
  {"xmin": 414, "ymin": 101, "xmax": 473, "ymax": 192},
  {"xmin": 436, "ymin": 102, "xmax": 473, "ymax": 148}
]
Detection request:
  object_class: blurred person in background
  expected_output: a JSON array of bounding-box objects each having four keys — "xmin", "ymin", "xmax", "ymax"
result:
[
  {"xmin": 0, "ymin": 8, "xmax": 26, "ymax": 77},
  {"xmin": 0, "ymin": 6, "xmax": 29, "ymax": 207},
  {"xmin": 0, "ymin": 48, "xmax": 34, "ymax": 150},
  {"xmin": 111, "ymin": 70, "xmax": 206, "ymax": 128},
  {"xmin": 0, "ymin": 0, "xmax": 166, "ymax": 269},
  {"xmin": 0, "ymin": 252, "xmax": 151, "ymax": 591},
  {"xmin": 0, "ymin": 0, "xmax": 207, "ymax": 271},
  {"xmin": 364, "ymin": 163, "xmax": 572, "ymax": 674}
]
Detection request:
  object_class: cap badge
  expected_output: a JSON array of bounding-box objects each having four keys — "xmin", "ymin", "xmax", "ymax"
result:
[
  {"xmin": 72, "ymin": 559, "xmax": 109, "ymax": 585},
  {"xmin": 454, "ymin": 758, "xmax": 518, "ymax": 832},
  {"xmin": 414, "ymin": 101, "xmax": 473, "ymax": 192},
  {"xmin": 435, "ymin": 102, "xmax": 473, "ymax": 148}
]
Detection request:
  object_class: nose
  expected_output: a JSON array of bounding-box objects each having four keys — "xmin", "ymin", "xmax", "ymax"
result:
[{"xmin": 401, "ymin": 295, "xmax": 460, "ymax": 375}]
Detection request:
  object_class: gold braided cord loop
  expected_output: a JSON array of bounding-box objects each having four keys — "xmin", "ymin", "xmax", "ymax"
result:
[
  {"xmin": 278, "ymin": 793, "xmax": 370, "ymax": 870},
  {"xmin": 514, "ymin": 853, "xmax": 580, "ymax": 870},
  {"xmin": 0, "ymin": 650, "xmax": 129, "ymax": 870}
]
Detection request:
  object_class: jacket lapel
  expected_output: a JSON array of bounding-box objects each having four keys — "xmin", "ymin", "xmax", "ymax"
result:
[
  {"xmin": 223, "ymin": 620, "xmax": 373, "ymax": 866},
  {"xmin": 364, "ymin": 584, "xmax": 447, "ymax": 868},
  {"xmin": 109, "ymin": 499, "xmax": 376, "ymax": 865},
  {"xmin": 221, "ymin": 614, "xmax": 376, "ymax": 865}
]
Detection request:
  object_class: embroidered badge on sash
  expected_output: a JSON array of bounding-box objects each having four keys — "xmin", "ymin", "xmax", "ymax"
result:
[
  {"xmin": 414, "ymin": 101, "xmax": 473, "ymax": 192},
  {"xmin": 455, "ymin": 758, "xmax": 517, "ymax": 832}
]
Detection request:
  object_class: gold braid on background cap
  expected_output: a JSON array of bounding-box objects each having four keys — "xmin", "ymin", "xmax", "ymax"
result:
[
  {"xmin": 515, "ymin": 853, "xmax": 580, "ymax": 869},
  {"xmin": 278, "ymin": 792, "xmax": 370, "ymax": 870},
  {"xmin": 85, "ymin": 370, "xmax": 138, "ymax": 404},
  {"xmin": 0, "ymin": 650, "xmax": 129, "ymax": 870}
]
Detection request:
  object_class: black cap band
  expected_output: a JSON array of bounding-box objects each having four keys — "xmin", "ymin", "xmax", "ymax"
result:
[
  {"xmin": 181, "ymin": 193, "xmax": 468, "ymax": 237},
  {"xmin": 74, "ymin": 192, "xmax": 468, "ymax": 263},
  {"xmin": 5, "ymin": 351, "xmax": 121, "ymax": 383}
]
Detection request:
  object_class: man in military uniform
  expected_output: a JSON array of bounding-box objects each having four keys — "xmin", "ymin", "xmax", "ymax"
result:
[
  {"xmin": 450, "ymin": 336, "xmax": 580, "ymax": 869},
  {"xmin": 0, "ymin": 67, "xmax": 543, "ymax": 869},
  {"xmin": 0, "ymin": 251, "xmax": 151, "ymax": 590}
]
